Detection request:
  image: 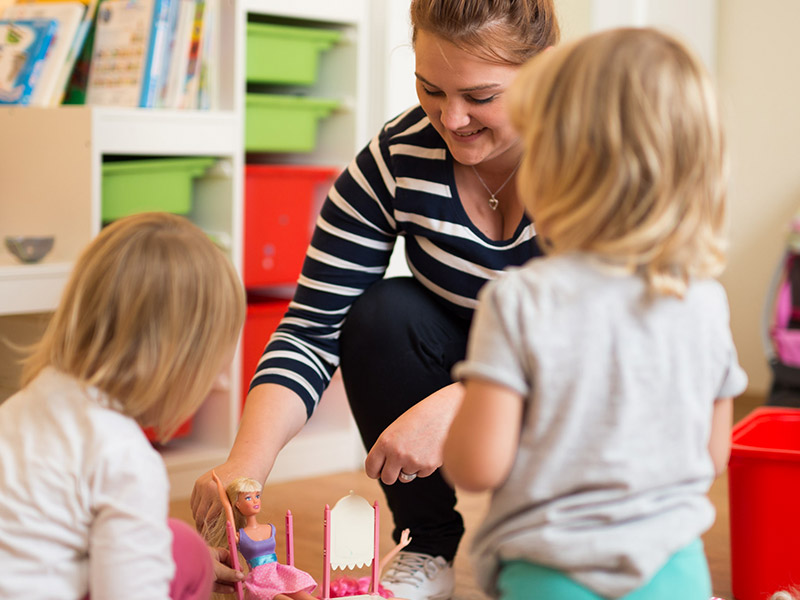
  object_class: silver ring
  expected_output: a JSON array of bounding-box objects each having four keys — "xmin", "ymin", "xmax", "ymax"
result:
[{"xmin": 399, "ymin": 471, "xmax": 417, "ymax": 482}]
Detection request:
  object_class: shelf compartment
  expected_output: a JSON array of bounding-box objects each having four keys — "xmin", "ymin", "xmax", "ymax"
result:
[
  {"xmin": 245, "ymin": 94, "xmax": 339, "ymax": 152},
  {"xmin": 102, "ymin": 157, "xmax": 216, "ymax": 221},
  {"xmin": 246, "ymin": 22, "xmax": 341, "ymax": 85}
]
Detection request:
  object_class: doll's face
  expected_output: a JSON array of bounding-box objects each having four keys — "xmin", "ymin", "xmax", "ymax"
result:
[{"xmin": 235, "ymin": 490, "xmax": 262, "ymax": 516}]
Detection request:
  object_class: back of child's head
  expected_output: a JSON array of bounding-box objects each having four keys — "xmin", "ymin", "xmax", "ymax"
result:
[
  {"xmin": 509, "ymin": 27, "xmax": 728, "ymax": 297},
  {"xmin": 21, "ymin": 212, "xmax": 245, "ymax": 441}
]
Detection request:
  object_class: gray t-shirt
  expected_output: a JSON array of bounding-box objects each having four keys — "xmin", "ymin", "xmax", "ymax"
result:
[{"xmin": 453, "ymin": 252, "xmax": 748, "ymax": 599}]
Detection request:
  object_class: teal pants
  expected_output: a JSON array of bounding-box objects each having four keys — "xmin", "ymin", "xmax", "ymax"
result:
[{"xmin": 498, "ymin": 539, "xmax": 711, "ymax": 600}]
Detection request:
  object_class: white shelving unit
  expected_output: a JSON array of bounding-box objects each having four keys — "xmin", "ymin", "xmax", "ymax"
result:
[{"xmin": 0, "ymin": 0, "xmax": 371, "ymax": 499}]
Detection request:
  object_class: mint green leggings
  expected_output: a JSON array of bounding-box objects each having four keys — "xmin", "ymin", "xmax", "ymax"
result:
[{"xmin": 498, "ymin": 539, "xmax": 711, "ymax": 600}]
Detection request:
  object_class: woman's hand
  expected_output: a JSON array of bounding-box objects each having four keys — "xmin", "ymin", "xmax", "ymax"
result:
[
  {"xmin": 191, "ymin": 463, "xmax": 243, "ymax": 533},
  {"xmin": 364, "ymin": 383, "xmax": 463, "ymax": 485}
]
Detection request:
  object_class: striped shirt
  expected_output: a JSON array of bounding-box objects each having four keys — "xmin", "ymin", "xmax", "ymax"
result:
[{"xmin": 251, "ymin": 106, "xmax": 542, "ymax": 417}]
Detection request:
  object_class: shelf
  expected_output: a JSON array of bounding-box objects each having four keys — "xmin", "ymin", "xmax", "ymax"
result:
[
  {"xmin": 243, "ymin": 0, "xmax": 367, "ymax": 24},
  {"xmin": 92, "ymin": 108, "xmax": 240, "ymax": 156},
  {"xmin": 0, "ymin": 261, "xmax": 71, "ymax": 316}
]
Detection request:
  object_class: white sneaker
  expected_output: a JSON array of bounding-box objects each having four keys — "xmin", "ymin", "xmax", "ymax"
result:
[{"xmin": 381, "ymin": 551, "xmax": 455, "ymax": 600}]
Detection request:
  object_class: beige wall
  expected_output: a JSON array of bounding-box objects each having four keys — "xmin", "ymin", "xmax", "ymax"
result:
[
  {"xmin": 554, "ymin": 1, "xmax": 800, "ymax": 396},
  {"xmin": 716, "ymin": 1, "xmax": 800, "ymax": 395}
]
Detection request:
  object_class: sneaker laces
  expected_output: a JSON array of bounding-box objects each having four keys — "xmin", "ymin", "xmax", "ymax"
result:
[{"xmin": 382, "ymin": 551, "xmax": 444, "ymax": 588}]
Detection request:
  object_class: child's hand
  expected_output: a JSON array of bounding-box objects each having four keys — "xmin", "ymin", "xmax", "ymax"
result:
[{"xmin": 209, "ymin": 546, "xmax": 244, "ymax": 593}]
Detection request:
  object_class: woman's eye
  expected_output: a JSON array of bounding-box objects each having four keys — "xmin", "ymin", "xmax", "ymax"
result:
[
  {"xmin": 421, "ymin": 86, "xmax": 443, "ymax": 96},
  {"xmin": 468, "ymin": 95, "xmax": 497, "ymax": 104}
]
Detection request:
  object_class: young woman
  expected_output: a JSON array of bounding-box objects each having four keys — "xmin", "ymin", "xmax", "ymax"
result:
[{"xmin": 192, "ymin": 3, "xmax": 559, "ymax": 599}]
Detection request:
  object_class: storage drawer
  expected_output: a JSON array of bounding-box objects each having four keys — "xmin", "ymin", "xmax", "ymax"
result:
[
  {"xmin": 244, "ymin": 164, "xmax": 339, "ymax": 287},
  {"xmin": 101, "ymin": 157, "xmax": 215, "ymax": 221},
  {"xmin": 246, "ymin": 22, "xmax": 341, "ymax": 85},
  {"xmin": 245, "ymin": 94, "xmax": 338, "ymax": 153}
]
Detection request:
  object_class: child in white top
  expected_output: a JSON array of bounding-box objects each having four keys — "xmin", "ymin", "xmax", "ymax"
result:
[
  {"xmin": 444, "ymin": 28, "xmax": 748, "ymax": 600},
  {"xmin": 0, "ymin": 212, "xmax": 246, "ymax": 599}
]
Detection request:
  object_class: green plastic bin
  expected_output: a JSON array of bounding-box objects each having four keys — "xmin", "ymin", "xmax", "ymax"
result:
[
  {"xmin": 245, "ymin": 94, "xmax": 339, "ymax": 153},
  {"xmin": 246, "ymin": 22, "xmax": 341, "ymax": 85},
  {"xmin": 102, "ymin": 157, "xmax": 215, "ymax": 221}
]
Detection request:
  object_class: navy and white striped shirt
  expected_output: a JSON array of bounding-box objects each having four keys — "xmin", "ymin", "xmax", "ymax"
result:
[{"xmin": 251, "ymin": 106, "xmax": 542, "ymax": 417}]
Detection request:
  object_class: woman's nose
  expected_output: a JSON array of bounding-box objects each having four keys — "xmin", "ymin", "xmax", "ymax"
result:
[{"xmin": 440, "ymin": 99, "xmax": 470, "ymax": 130}]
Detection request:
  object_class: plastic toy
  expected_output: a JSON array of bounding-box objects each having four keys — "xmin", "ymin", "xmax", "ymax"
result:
[
  {"xmin": 211, "ymin": 472, "xmax": 317, "ymax": 600},
  {"xmin": 210, "ymin": 473, "xmax": 410, "ymax": 600}
]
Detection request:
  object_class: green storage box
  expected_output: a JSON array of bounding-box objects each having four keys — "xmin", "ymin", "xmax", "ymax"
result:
[
  {"xmin": 102, "ymin": 157, "xmax": 215, "ymax": 221},
  {"xmin": 245, "ymin": 94, "xmax": 339, "ymax": 153},
  {"xmin": 246, "ymin": 23, "xmax": 341, "ymax": 85}
]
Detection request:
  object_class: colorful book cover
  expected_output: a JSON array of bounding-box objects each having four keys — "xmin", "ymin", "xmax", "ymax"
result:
[
  {"xmin": 85, "ymin": 0, "xmax": 156, "ymax": 107},
  {"xmin": 138, "ymin": 0, "xmax": 170, "ymax": 107},
  {"xmin": 179, "ymin": 0, "xmax": 203, "ymax": 109},
  {"xmin": 161, "ymin": 0, "xmax": 193, "ymax": 108},
  {"xmin": 0, "ymin": 19, "xmax": 58, "ymax": 105},
  {"xmin": 50, "ymin": 0, "xmax": 98, "ymax": 105},
  {"xmin": 62, "ymin": 0, "xmax": 100, "ymax": 105},
  {"xmin": 4, "ymin": 1, "xmax": 85, "ymax": 106}
]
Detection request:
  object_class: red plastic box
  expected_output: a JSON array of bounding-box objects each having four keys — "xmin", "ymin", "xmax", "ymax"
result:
[
  {"xmin": 729, "ymin": 407, "xmax": 800, "ymax": 600},
  {"xmin": 241, "ymin": 297, "xmax": 291, "ymax": 407},
  {"xmin": 244, "ymin": 165, "xmax": 339, "ymax": 288}
]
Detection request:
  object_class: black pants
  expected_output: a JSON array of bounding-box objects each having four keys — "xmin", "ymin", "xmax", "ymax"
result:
[{"xmin": 339, "ymin": 277, "xmax": 469, "ymax": 561}]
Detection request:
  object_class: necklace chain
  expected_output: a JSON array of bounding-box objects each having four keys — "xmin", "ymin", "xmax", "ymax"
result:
[{"xmin": 471, "ymin": 161, "xmax": 521, "ymax": 211}]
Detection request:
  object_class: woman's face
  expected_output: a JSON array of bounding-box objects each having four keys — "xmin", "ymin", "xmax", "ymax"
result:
[
  {"xmin": 235, "ymin": 490, "xmax": 262, "ymax": 516},
  {"xmin": 414, "ymin": 29, "xmax": 522, "ymax": 167}
]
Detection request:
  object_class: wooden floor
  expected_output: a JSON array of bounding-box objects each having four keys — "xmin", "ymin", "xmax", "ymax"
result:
[{"xmin": 170, "ymin": 395, "xmax": 764, "ymax": 600}]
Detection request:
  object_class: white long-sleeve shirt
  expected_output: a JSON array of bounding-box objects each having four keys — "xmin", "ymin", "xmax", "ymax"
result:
[{"xmin": 0, "ymin": 368, "xmax": 174, "ymax": 599}]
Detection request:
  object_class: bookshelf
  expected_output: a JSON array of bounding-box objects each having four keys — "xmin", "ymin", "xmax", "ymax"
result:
[{"xmin": 0, "ymin": 0, "xmax": 373, "ymax": 499}]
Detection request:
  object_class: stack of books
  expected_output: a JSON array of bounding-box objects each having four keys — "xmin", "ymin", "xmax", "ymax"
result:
[{"xmin": 0, "ymin": 0, "xmax": 219, "ymax": 108}]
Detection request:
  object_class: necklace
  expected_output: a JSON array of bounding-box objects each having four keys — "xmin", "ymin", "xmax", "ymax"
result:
[{"xmin": 471, "ymin": 161, "xmax": 521, "ymax": 211}]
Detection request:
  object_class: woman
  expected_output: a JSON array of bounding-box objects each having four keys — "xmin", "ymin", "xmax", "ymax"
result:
[{"xmin": 192, "ymin": 2, "xmax": 559, "ymax": 599}]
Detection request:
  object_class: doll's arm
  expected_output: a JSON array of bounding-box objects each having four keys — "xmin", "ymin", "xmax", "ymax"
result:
[{"xmin": 379, "ymin": 528, "xmax": 412, "ymax": 574}]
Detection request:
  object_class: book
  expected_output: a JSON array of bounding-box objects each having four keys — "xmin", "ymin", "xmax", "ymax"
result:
[
  {"xmin": 179, "ymin": 0, "xmax": 204, "ymax": 109},
  {"xmin": 4, "ymin": 1, "xmax": 85, "ymax": 106},
  {"xmin": 196, "ymin": 0, "xmax": 217, "ymax": 110},
  {"xmin": 0, "ymin": 19, "xmax": 58, "ymax": 105},
  {"xmin": 50, "ymin": 0, "xmax": 98, "ymax": 105},
  {"xmin": 84, "ymin": 0, "xmax": 159, "ymax": 107},
  {"xmin": 160, "ymin": 0, "xmax": 193, "ymax": 108},
  {"xmin": 138, "ymin": 0, "xmax": 170, "ymax": 106}
]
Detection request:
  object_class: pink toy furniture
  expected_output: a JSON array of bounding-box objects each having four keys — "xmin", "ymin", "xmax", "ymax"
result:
[{"xmin": 320, "ymin": 492, "xmax": 382, "ymax": 599}]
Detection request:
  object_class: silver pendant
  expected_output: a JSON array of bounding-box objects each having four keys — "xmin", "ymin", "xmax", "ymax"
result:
[{"xmin": 489, "ymin": 195, "xmax": 499, "ymax": 211}]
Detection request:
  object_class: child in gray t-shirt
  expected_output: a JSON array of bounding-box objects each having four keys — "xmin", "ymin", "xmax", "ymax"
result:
[{"xmin": 443, "ymin": 27, "xmax": 748, "ymax": 600}]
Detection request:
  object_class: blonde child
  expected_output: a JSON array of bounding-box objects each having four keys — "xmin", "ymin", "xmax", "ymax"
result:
[
  {"xmin": 443, "ymin": 28, "xmax": 748, "ymax": 600},
  {"xmin": 0, "ymin": 213, "xmax": 246, "ymax": 599}
]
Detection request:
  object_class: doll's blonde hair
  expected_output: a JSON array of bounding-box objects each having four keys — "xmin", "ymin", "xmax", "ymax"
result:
[
  {"xmin": 509, "ymin": 27, "xmax": 728, "ymax": 298},
  {"xmin": 204, "ymin": 477, "xmax": 263, "ymax": 550},
  {"xmin": 772, "ymin": 591, "xmax": 800, "ymax": 600},
  {"xmin": 21, "ymin": 212, "xmax": 245, "ymax": 441}
]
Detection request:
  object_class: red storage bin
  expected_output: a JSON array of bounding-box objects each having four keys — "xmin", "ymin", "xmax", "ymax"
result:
[
  {"xmin": 241, "ymin": 297, "xmax": 291, "ymax": 407},
  {"xmin": 244, "ymin": 165, "xmax": 339, "ymax": 288},
  {"xmin": 144, "ymin": 420, "xmax": 192, "ymax": 443},
  {"xmin": 729, "ymin": 407, "xmax": 800, "ymax": 600}
]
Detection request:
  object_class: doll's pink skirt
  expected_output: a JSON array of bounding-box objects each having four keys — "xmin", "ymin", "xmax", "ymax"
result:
[{"xmin": 244, "ymin": 562, "xmax": 316, "ymax": 600}]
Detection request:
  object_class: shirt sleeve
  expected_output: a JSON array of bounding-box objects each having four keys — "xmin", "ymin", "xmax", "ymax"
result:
[
  {"xmin": 249, "ymin": 126, "xmax": 399, "ymax": 418},
  {"xmin": 453, "ymin": 276, "xmax": 531, "ymax": 397},
  {"xmin": 88, "ymin": 439, "xmax": 174, "ymax": 600}
]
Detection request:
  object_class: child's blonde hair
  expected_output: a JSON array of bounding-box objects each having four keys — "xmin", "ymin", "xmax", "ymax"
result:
[
  {"xmin": 509, "ymin": 27, "xmax": 728, "ymax": 297},
  {"xmin": 204, "ymin": 477, "xmax": 263, "ymax": 549},
  {"xmin": 21, "ymin": 212, "xmax": 245, "ymax": 441}
]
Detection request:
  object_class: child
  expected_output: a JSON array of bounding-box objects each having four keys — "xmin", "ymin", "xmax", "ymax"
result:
[
  {"xmin": 443, "ymin": 27, "xmax": 748, "ymax": 600},
  {"xmin": 0, "ymin": 212, "xmax": 246, "ymax": 599}
]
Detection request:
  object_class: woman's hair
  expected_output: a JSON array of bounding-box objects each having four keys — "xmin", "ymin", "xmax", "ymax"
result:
[
  {"xmin": 204, "ymin": 477, "xmax": 263, "ymax": 549},
  {"xmin": 410, "ymin": 0, "xmax": 559, "ymax": 65},
  {"xmin": 21, "ymin": 212, "xmax": 246, "ymax": 441},
  {"xmin": 509, "ymin": 27, "xmax": 728, "ymax": 298}
]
